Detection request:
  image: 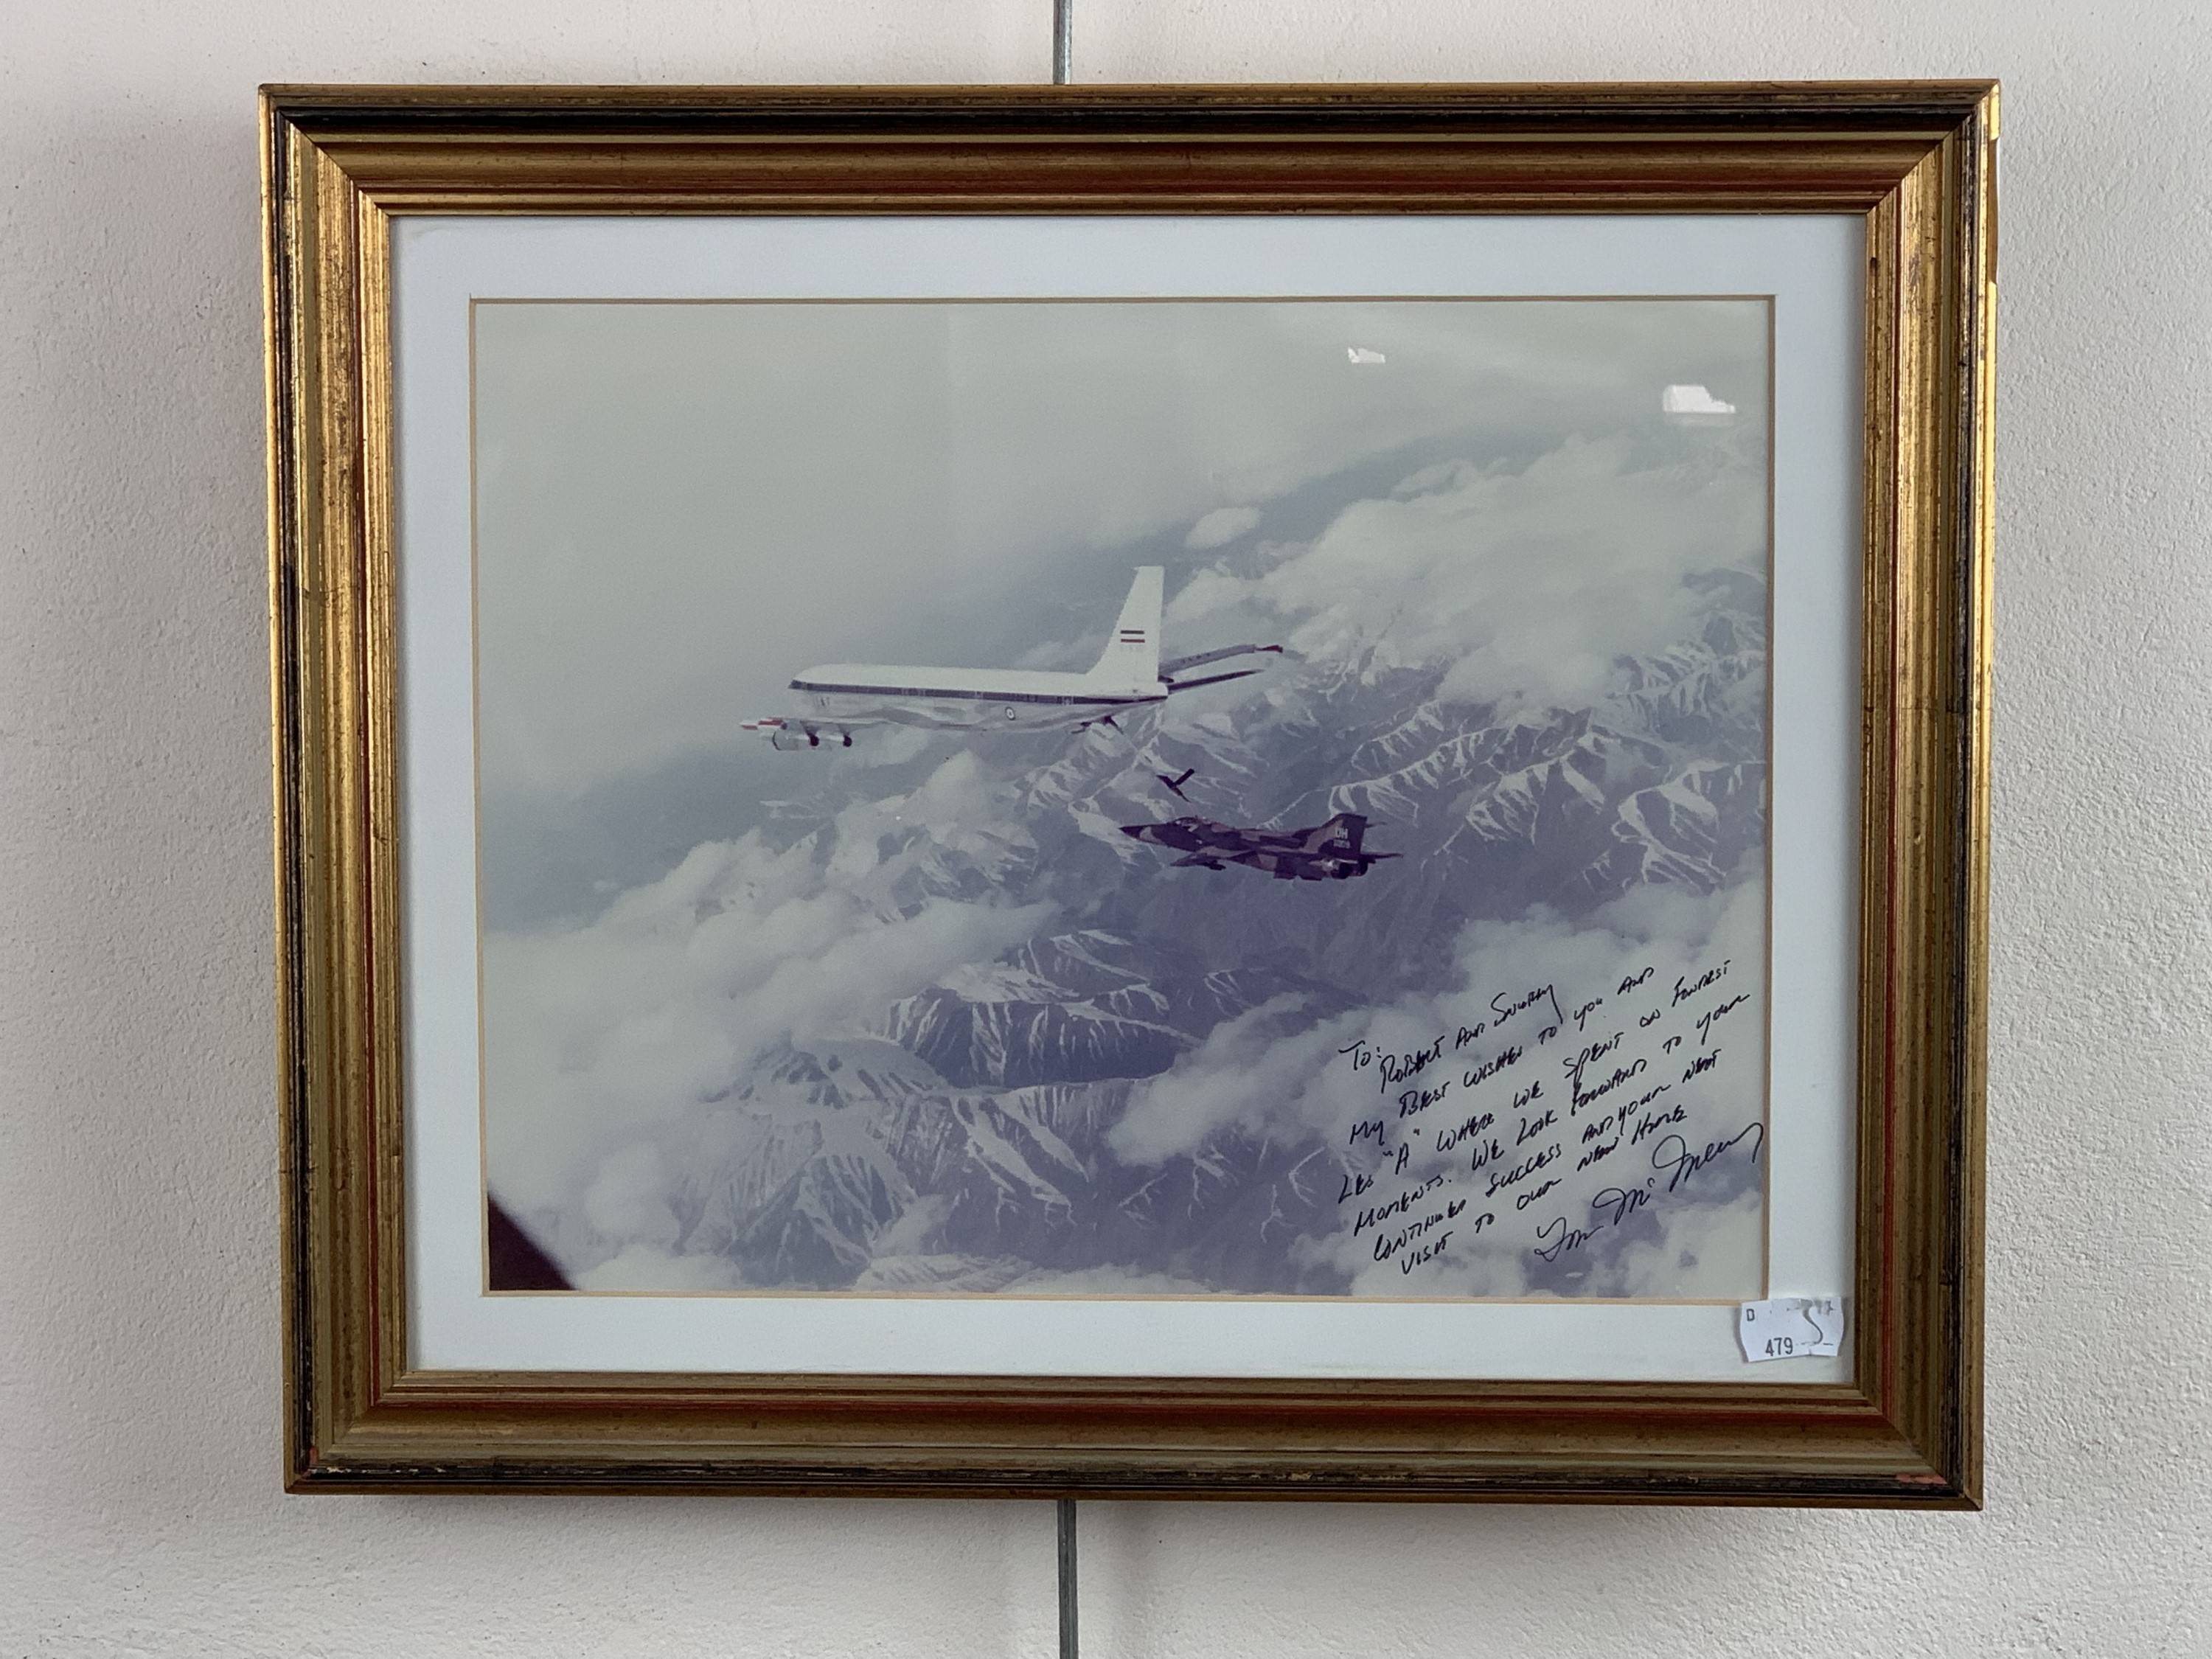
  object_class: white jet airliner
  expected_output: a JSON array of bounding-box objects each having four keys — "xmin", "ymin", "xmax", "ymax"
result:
[{"xmin": 740, "ymin": 566, "xmax": 1279, "ymax": 749}]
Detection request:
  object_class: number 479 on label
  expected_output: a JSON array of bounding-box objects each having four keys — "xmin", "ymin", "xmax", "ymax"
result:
[{"xmin": 1736, "ymin": 1296, "xmax": 1845, "ymax": 1363}]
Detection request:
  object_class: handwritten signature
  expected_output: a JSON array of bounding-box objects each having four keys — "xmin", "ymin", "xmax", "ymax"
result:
[{"xmin": 1532, "ymin": 1120, "xmax": 1764, "ymax": 1262}]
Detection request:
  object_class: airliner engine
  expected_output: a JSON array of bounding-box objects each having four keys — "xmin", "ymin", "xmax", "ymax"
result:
[{"xmin": 740, "ymin": 717, "xmax": 850, "ymax": 751}]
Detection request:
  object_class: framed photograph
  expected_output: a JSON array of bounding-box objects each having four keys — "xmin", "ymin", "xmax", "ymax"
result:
[{"xmin": 267, "ymin": 82, "xmax": 1994, "ymax": 1502}]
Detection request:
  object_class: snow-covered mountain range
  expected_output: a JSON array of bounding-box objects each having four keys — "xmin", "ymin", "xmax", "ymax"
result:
[{"xmin": 507, "ymin": 558, "xmax": 1769, "ymax": 1295}]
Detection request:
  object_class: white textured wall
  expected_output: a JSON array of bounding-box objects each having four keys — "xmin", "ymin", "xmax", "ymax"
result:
[{"xmin": 3, "ymin": 2, "xmax": 2206, "ymax": 1653}]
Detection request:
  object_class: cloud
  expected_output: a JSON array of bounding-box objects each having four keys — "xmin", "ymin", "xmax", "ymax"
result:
[
  {"xmin": 1610, "ymin": 1187, "xmax": 1762, "ymax": 1298},
  {"xmin": 843, "ymin": 724, "xmax": 935, "ymax": 767},
  {"xmin": 581, "ymin": 1143, "xmax": 681, "ymax": 1251},
  {"xmin": 1168, "ymin": 432, "xmax": 1764, "ymax": 716},
  {"xmin": 483, "ymin": 821, "xmax": 1055, "ymax": 1237},
  {"xmin": 1185, "ymin": 505, "xmax": 1263, "ymax": 549},
  {"xmin": 1110, "ymin": 995, "xmax": 1361, "ymax": 1162},
  {"xmin": 1663, "ymin": 383, "xmax": 1736, "ymax": 416}
]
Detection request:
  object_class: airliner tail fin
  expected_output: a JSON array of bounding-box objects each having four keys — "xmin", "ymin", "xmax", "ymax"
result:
[{"xmin": 1087, "ymin": 567, "xmax": 1164, "ymax": 692}]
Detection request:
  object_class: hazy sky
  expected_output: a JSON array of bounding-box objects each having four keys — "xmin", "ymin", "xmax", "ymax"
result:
[{"xmin": 472, "ymin": 298, "xmax": 1769, "ymax": 818}]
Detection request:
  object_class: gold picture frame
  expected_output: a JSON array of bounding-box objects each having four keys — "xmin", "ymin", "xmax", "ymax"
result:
[{"xmin": 266, "ymin": 81, "xmax": 1994, "ymax": 1503}]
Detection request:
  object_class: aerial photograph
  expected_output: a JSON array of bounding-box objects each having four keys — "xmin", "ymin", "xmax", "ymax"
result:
[{"xmin": 470, "ymin": 296, "xmax": 1773, "ymax": 1301}]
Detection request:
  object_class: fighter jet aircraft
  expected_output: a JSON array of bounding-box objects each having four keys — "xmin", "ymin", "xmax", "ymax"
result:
[
  {"xmin": 740, "ymin": 566, "xmax": 1280, "ymax": 749},
  {"xmin": 1119, "ymin": 811, "xmax": 1400, "ymax": 881}
]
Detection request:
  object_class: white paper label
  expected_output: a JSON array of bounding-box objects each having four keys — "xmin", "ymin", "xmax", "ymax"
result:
[{"xmin": 1737, "ymin": 1296, "xmax": 1844, "ymax": 1362}]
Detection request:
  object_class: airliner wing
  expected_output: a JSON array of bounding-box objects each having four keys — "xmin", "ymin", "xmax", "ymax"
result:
[
  {"xmin": 1161, "ymin": 667, "xmax": 1265, "ymax": 695},
  {"xmin": 1158, "ymin": 643, "xmax": 1282, "ymax": 681}
]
